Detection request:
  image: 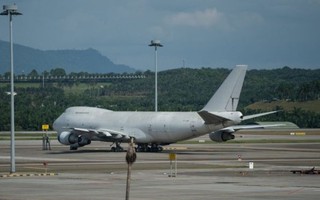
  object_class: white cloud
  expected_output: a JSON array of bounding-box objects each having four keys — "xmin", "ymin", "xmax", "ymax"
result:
[
  {"xmin": 166, "ymin": 8, "xmax": 223, "ymax": 28},
  {"xmin": 148, "ymin": 26, "xmax": 172, "ymax": 40}
]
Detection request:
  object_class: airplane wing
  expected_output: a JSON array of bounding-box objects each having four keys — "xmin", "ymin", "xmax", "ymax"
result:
[
  {"xmin": 224, "ymin": 123, "xmax": 286, "ymax": 132},
  {"xmin": 71, "ymin": 127, "xmax": 149, "ymax": 142},
  {"xmin": 72, "ymin": 127, "xmax": 130, "ymax": 140},
  {"xmin": 209, "ymin": 123, "xmax": 286, "ymax": 142}
]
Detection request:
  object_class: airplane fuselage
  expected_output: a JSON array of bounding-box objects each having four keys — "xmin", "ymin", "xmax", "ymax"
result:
[{"xmin": 53, "ymin": 106, "xmax": 239, "ymax": 144}]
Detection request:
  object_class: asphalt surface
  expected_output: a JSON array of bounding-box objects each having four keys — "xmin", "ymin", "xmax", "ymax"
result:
[{"xmin": 1, "ymin": 133, "xmax": 320, "ymax": 200}]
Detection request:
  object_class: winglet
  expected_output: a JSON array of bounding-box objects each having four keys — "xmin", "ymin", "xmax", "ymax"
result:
[{"xmin": 201, "ymin": 65, "xmax": 247, "ymax": 112}]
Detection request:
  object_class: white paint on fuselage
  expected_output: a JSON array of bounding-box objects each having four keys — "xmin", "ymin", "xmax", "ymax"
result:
[{"xmin": 53, "ymin": 106, "xmax": 230, "ymax": 144}]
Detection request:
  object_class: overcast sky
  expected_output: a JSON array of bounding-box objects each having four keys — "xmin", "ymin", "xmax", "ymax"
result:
[{"xmin": 0, "ymin": 0, "xmax": 319, "ymax": 71}]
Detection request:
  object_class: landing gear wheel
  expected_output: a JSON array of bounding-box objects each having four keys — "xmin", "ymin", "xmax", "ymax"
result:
[
  {"xmin": 115, "ymin": 146, "xmax": 123, "ymax": 152},
  {"xmin": 70, "ymin": 146, "xmax": 78, "ymax": 150},
  {"xmin": 137, "ymin": 144, "xmax": 163, "ymax": 152},
  {"xmin": 110, "ymin": 142, "xmax": 124, "ymax": 152},
  {"xmin": 158, "ymin": 146, "xmax": 164, "ymax": 152},
  {"xmin": 70, "ymin": 144, "xmax": 78, "ymax": 150}
]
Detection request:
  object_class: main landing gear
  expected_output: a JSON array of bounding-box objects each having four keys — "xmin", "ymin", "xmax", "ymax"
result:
[
  {"xmin": 136, "ymin": 144, "xmax": 163, "ymax": 152},
  {"xmin": 109, "ymin": 142, "xmax": 164, "ymax": 152},
  {"xmin": 70, "ymin": 144, "xmax": 78, "ymax": 150},
  {"xmin": 110, "ymin": 142, "xmax": 124, "ymax": 152}
]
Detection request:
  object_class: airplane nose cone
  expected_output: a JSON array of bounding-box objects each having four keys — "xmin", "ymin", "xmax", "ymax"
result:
[
  {"xmin": 53, "ymin": 115, "xmax": 62, "ymax": 131},
  {"xmin": 52, "ymin": 119, "xmax": 58, "ymax": 130}
]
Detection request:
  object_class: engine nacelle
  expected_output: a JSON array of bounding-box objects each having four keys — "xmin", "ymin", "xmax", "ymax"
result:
[
  {"xmin": 209, "ymin": 130, "xmax": 235, "ymax": 142},
  {"xmin": 78, "ymin": 136, "xmax": 91, "ymax": 147},
  {"xmin": 58, "ymin": 131, "xmax": 78, "ymax": 145}
]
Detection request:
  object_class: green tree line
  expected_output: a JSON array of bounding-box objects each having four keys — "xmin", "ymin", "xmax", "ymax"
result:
[{"xmin": 0, "ymin": 66, "xmax": 319, "ymax": 130}]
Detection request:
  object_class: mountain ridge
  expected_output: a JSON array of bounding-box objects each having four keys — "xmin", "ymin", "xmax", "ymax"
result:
[{"xmin": 0, "ymin": 40, "xmax": 135, "ymax": 74}]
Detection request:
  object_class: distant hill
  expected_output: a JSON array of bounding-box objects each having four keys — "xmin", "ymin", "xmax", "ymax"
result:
[{"xmin": 0, "ymin": 40, "xmax": 135, "ymax": 74}]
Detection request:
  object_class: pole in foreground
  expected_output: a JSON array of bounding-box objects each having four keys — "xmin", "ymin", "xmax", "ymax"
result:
[
  {"xmin": 1, "ymin": 4, "xmax": 22, "ymax": 173},
  {"xmin": 125, "ymin": 138, "xmax": 137, "ymax": 200},
  {"xmin": 149, "ymin": 40, "xmax": 163, "ymax": 112}
]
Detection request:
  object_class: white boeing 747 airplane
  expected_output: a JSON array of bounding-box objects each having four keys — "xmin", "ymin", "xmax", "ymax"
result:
[{"xmin": 53, "ymin": 65, "xmax": 277, "ymax": 151}]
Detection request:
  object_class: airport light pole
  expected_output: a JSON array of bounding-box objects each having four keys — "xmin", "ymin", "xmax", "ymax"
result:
[
  {"xmin": 1, "ymin": 4, "xmax": 22, "ymax": 173},
  {"xmin": 149, "ymin": 40, "xmax": 163, "ymax": 112}
]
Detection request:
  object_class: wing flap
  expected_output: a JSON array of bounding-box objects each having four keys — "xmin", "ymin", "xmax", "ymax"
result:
[
  {"xmin": 98, "ymin": 128, "xmax": 129, "ymax": 138},
  {"xmin": 70, "ymin": 127, "xmax": 147, "ymax": 142},
  {"xmin": 71, "ymin": 127, "xmax": 129, "ymax": 139}
]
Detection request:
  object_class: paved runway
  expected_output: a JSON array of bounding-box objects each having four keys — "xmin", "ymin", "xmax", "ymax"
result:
[{"xmin": 0, "ymin": 135, "xmax": 320, "ymax": 200}]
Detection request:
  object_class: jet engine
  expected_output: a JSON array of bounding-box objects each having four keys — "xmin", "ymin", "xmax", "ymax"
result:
[
  {"xmin": 209, "ymin": 129, "xmax": 235, "ymax": 142},
  {"xmin": 58, "ymin": 131, "xmax": 78, "ymax": 145},
  {"xmin": 78, "ymin": 136, "xmax": 91, "ymax": 147},
  {"xmin": 58, "ymin": 131, "xmax": 92, "ymax": 148}
]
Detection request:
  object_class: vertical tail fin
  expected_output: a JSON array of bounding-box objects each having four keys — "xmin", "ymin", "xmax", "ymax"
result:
[{"xmin": 201, "ymin": 65, "xmax": 247, "ymax": 112}]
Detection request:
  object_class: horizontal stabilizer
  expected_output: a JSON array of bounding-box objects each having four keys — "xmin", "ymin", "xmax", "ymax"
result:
[
  {"xmin": 242, "ymin": 111, "xmax": 279, "ymax": 121},
  {"xmin": 198, "ymin": 110, "xmax": 230, "ymax": 124}
]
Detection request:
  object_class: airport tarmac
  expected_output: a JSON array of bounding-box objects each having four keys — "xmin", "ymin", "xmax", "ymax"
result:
[{"xmin": 1, "ymin": 134, "xmax": 320, "ymax": 200}]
